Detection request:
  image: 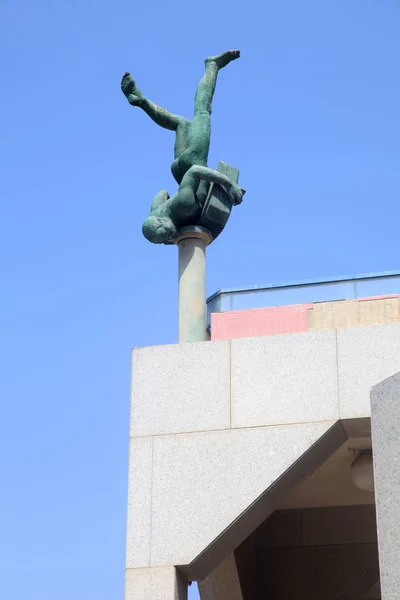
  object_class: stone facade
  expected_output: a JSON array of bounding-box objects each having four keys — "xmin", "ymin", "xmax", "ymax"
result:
[{"xmin": 125, "ymin": 324, "xmax": 400, "ymax": 599}]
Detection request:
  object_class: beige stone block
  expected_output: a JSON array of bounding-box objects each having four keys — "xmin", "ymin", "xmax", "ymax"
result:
[
  {"xmin": 231, "ymin": 331, "xmax": 338, "ymax": 428},
  {"xmin": 384, "ymin": 298, "xmax": 399, "ymax": 322},
  {"xmin": 131, "ymin": 341, "xmax": 230, "ymax": 436},
  {"xmin": 358, "ymin": 301, "xmax": 375, "ymax": 327},
  {"xmin": 332, "ymin": 299, "xmax": 359, "ymax": 330},
  {"xmin": 308, "ymin": 302, "xmax": 335, "ymax": 331},
  {"xmin": 309, "ymin": 298, "xmax": 400, "ymax": 332},
  {"xmin": 338, "ymin": 324, "xmax": 400, "ymax": 418}
]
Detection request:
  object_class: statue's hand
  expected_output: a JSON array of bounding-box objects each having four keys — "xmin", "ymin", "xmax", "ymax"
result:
[{"xmin": 229, "ymin": 183, "xmax": 245, "ymax": 206}]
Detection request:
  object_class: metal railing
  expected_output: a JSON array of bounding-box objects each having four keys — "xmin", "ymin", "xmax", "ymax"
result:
[{"xmin": 207, "ymin": 270, "xmax": 400, "ymax": 326}]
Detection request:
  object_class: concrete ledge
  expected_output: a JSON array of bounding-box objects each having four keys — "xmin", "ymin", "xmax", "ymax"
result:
[{"xmin": 130, "ymin": 325, "xmax": 400, "ymax": 439}]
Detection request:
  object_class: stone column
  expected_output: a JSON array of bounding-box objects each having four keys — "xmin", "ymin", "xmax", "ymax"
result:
[
  {"xmin": 125, "ymin": 566, "xmax": 187, "ymax": 600},
  {"xmin": 176, "ymin": 227, "xmax": 213, "ymax": 344},
  {"xmin": 198, "ymin": 554, "xmax": 243, "ymax": 600},
  {"xmin": 371, "ymin": 372, "xmax": 400, "ymax": 600}
]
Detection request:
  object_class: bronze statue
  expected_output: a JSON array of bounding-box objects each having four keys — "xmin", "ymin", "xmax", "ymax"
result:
[{"xmin": 121, "ymin": 50, "xmax": 244, "ymax": 244}]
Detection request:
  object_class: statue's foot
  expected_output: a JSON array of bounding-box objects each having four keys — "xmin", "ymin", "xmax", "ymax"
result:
[
  {"xmin": 205, "ymin": 50, "xmax": 240, "ymax": 70},
  {"xmin": 121, "ymin": 72, "xmax": 142, "ymax": 106}
]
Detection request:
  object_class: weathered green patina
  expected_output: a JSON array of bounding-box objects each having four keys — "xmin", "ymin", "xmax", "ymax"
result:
[{"xmin": 121, "ymin": 50, "xmax": 244, "ymax": 245}]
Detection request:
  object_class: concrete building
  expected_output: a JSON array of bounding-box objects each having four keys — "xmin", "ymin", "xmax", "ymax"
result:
[{"xmin": 125, "ymin": 271, "xmax": 400, "ymax": 600}]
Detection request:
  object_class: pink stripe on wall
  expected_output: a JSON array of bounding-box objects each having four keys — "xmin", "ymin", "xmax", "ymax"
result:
[
  {"xmin": 210, "ymin": 294, "xmax": 400, "ymax": 341},
  {"xmin": 211, "ymin": 304, "xmax": 312, "ymax": 341},
  {"xmin": 357, "ymin": 294, "xmax": 399, "ymax": 301}
]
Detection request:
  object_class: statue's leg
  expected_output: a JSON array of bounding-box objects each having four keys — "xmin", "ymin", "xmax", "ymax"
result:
[
  {"xmin": 195, "ymin": 50, "xmax": 240, "ymax": 115},
  {"xmin": 171, "ymin": 120, "xmax": 191, "ymax": 184},
  {"xmin": 121, "ymin": 72, "xmax": 189, "ymax": 132},
  {"xmin": 150, "ymin": 189, "xmax": 170, "ymax": 213},
  {"xmin": 121, "ymin": 72, "xmax": 191, "ymax": 185},
  {"xmin": 177, "ymin": 51, "xmax": 241, "ymax": 171}
]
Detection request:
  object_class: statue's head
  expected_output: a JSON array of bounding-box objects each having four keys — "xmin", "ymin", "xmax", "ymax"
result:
[{"xmin": 142, "ymin": 216, "xmax": 178, "ymax": 244}]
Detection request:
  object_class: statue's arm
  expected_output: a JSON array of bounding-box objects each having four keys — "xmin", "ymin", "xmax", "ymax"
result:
[{"xmin": 187, "ymin": 165, "xmax": 244, "ymax": 205}]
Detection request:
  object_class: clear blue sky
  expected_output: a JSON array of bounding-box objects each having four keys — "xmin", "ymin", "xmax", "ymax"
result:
[{"xmin": 1, "ymin": 1, "xmax": 400, "ymax": 598}]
